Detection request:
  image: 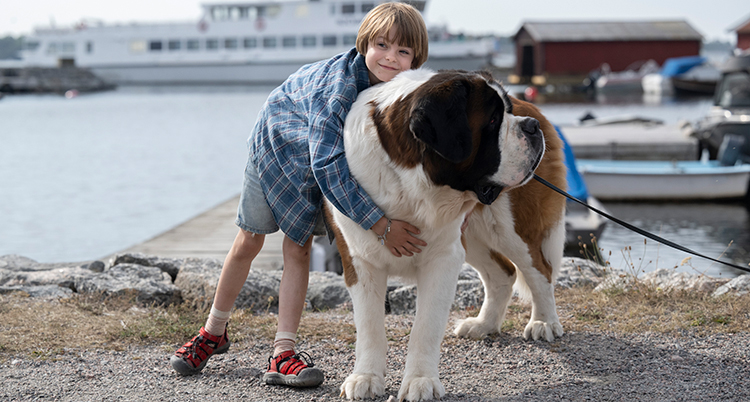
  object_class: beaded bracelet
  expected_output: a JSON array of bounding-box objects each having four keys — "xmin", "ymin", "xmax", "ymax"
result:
[{"xmin": 377, "ymin": 218, "xmax": 392, "ymax": 246}]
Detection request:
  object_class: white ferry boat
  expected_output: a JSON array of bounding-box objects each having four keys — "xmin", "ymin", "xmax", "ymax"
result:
[{"xmin": 15, "ymin": 0, "xmax": 496, "ymax": 85}]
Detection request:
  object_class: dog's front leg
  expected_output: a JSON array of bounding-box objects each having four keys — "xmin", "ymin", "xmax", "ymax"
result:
[
  {"xmin": 340, "ymin": 261, "xmax": 388, "ymax": 400},
  {"xmin": 398, "ymin": 253, "xmax": 462, "ymax": 402}
]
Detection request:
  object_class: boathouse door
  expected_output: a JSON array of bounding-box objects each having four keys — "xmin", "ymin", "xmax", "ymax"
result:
[{"xmin": 521, "ymin": 45, "xmax": 534, "ymax": 78}]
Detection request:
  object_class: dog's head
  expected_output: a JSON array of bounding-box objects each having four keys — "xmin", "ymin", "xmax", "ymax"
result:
[{"xmin": 373, "ymin": 69, "xmax": 545, "ymax": 205}]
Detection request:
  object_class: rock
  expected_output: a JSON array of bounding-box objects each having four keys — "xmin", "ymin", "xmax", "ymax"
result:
[
  {"xmin": 557, "ymin": 258, "xmax": 613, "ymax": 288},
  {"xmin": 595, "ymin": 268, "xmax": 730, "ymax": 293},
  {"xmin": 388, "ymin": 285, "xmax": 417, "ymax": 315},
  {"xmin": 0, "ymin": 284, "xmax": 74, "ymax": 299},
  {"xmin": 307, "ymin": 271, "xmax": 350, "ymax": 311},
  {"xmin": 87, "ymin": 261, "xmax": 106, "ymax": 273},
  {"xmin": 712, "ymin": 274, "xmax": 750, "ymax": 297},
  {"xmin": 76, "ymin": 263, "xmax": 181, "ymax": 305},
  {"xmin": 0, "ymin": 254, "xmax": 180, "ymax": 305},
  {"xmin": 174, "ymin": 257, "xmax": 282, "ymax": 311},
  {"xmin": 109, "ymin": 253, "xmax": 182, "ymax": 281},
  {"xmin": 3, "ymin": 252, "xmax": 747, "ymax": 311}
]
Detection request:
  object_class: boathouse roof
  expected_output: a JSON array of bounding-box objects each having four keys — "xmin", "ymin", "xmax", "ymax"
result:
[{"xmin": 515, "ymin": 20, "xmax": 703, "ymax": 42}]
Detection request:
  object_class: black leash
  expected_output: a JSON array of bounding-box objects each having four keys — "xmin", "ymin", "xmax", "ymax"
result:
[{"xmin": 533, "ymin": 174, "xmax": 750, "ymax": 274}]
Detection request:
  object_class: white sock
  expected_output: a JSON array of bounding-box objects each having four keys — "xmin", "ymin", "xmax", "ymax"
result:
[
  {"xmin": 273, "ymin": 331, "xmax": 297, "ymax": 357},
  {"xmin": 204, "ymin": 306, "xmax": 231, "ymax": 337}
]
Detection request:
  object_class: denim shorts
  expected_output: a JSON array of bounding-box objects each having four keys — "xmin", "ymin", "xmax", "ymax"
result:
[{"xmin": 235, "ymin": 160, "xmax": 327, "ymax": 237}]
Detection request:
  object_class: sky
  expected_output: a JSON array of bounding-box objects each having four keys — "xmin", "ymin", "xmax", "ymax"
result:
[{"xmin": 1, "ymin": 0, "xmax": 748, "ymax": 42}]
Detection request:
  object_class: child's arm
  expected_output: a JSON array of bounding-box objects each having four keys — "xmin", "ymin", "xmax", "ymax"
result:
[{"xmin": 309, "ymin": 98, "xmax": 426, "ymax": 256}]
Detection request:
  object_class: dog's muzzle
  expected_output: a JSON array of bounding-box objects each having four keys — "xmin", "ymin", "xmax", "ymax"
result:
[{"xmin": 474, "ymin": 182, "xmax": 504, "ymax": 205}]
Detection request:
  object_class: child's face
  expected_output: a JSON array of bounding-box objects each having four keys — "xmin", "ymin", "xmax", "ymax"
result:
[{"xmin": 365, "ymin": 26, "xmax": 415, "ymax": 85}]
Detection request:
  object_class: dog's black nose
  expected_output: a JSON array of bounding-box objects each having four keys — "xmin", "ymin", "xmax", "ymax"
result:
[{"xmin": 521, "ymin": 118, "xmax": 540, "ymax": 135}]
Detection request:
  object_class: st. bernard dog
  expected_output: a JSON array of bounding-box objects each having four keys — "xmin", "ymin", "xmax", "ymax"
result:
[{"xmin": 325, "ymin": 69, "xmax": 567, "ymax": 401}]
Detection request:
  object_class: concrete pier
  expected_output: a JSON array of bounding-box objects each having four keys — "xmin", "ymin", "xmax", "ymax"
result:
[{"xmin": 115, "ymin": 195, "xmax": 285, "ymax": 271}]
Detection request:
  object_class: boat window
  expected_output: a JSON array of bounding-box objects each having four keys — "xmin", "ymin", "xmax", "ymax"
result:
[
  {"xmin": 322, "ymin": 35, "xmax": 337, "ymax": 47},
  {"xmin": 206, "ymin": 39, "xmax": 219, "ymax": 50},
  {"xmin": 228, "ymin": 7, "xmax": 241, "ymax": 20},
  {"xmin": 86, "ymin": 42, "xmax": 93, "ymax": 54},
  {"xmin": 47, "ymin": 43, "xmax": 58, "ymax": 55},
  {"xmin": 149, "ymin": 41, "xmax": 162, "ymax": 51},
  {"xmin": 342, "ymin": 4, "xmax": 355, "ymax": 14},
  {"xmin": 168, "ymin": 40, "xmax": 181, "ymax": 51},
  {"xmin": 361, "ymin": 3, "xmax": 375, "ymax": 13},
  {"xmin": 2, "ymin": 69, "xmax": 20, "ymax": 77},
  {"xmin": 282, "ymin": 36, "xmax": 296, "ymax": 48},
  {"xmin": 343, "ymin": 34, "xmax": 357, "ymax": 46},
  {"xmin": 302, "ymin": 36, "xmax": 316, "ymax": 48},
  {"xmin": 263, "ymin": 37, "xmax": 277, "ymax": 48},
  {"xmin": 187, "ymin": 39, "xmax": 200, "ymax": 51},
  {"xmin": 62, "ymin": 42, "xmax": 75, "ymax": 53},
  {"xmin": 129, "ymin": 40, "xmax": 146, "ymax": 53},
  {"xmin": 717, "ymin": 72, "xmax": 750, "ymax": 108},
  {"xmin": 243, "ymin": 38, "xmax": 257, "ymax": 49},
  {"xmin": 24, "ymin": 41, "xmax": 40, "ymax": 51},
  {"xmin": 266, "ymin": 5, "xmax": 281, "ymax": 17},
  {"xmin": 224, "ymin": 38, "xmax": 238, "ymax": 50}
]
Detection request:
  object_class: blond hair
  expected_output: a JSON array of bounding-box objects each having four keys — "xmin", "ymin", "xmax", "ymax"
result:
[{"xmin": 356, "ymin": 2, "xmax": 429, "ymax": 68}]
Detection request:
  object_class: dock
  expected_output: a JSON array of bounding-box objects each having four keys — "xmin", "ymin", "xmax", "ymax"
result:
[
  {"xmin": 116, "ymin": 123, "xmax": 697, "ymax": 267},
  {"xmin": 113, "ymin": 195, "xmax": 285, "ymax": 271},
  {"xmin": 561, "ymin": 123, "xmax": 698, "ymax": 160},
  {"xmin": 0, "ymin": 66, "xmax": 115, "ymax": 94}
]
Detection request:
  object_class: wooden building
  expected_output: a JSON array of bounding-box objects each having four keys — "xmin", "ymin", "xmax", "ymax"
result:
[
  {"xmin": 511, "ymin": 21, "xmax": 703, "ymax": 84},
  {"xmin": 729, "ymin": 15, "xmax": 750, "ymax": 51}
]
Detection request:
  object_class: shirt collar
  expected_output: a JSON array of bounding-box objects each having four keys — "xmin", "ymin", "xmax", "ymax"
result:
[{"xmin": 352, "ymin": 49, "xmax": 371, "ymax": 93}]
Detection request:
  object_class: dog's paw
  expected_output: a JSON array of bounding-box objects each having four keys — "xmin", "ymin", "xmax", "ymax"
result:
[
  {"xmin": 453, "ymin": 317, "xmax": 498, "ymax": 339},
  {"xmin": 340, "ymin": 373, "xmax": 385, "ymax": 400},
  {"xmin": 523, "ymin": 320, "xmax": 563, "ymax": 342},
  {"xmin": 398, "ymin": 375, "xmax": 445, "ymax": 402}
]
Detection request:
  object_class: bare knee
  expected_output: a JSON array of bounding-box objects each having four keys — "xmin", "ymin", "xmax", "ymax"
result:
[
  {"xmin": 282, "ymin": 236, "xmax": 312, "ymax": 265},
  {"xmin": 229, "ymin": 229, "xmax": 265, "ymax": 262}
]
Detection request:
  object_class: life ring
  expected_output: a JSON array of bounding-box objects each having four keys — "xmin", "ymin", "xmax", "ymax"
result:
[
  {"xmin": 255, "ymin": 18, "xmax": 265, "ymax": 31},
  {"xmin": 198, "ymin": 20, "xmax": 208, "ymax": 32}
]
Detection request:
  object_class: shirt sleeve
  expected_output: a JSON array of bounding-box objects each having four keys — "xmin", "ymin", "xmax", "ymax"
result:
[{"xmin": 308, "ymin": 97, "xmax": 384, "ymax": 230}]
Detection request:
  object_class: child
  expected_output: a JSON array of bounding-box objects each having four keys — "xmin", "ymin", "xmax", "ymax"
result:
[{"xmin": 170, "ymin": 2, "xmax": 430, "ymax": 388}]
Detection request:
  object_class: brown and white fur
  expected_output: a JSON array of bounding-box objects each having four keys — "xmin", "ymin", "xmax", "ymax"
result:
[{"xmin": 325, "ymin": 68, "xmax": 566, "ymax": 401}]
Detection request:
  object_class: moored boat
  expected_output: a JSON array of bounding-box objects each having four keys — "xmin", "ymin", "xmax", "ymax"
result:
[
  {"xmin": 688, "ymin": 51, "xmax": 750, "ymax": 159},
  {"xmin": 556, "ymin": 126, "xmax": 608, "ymax": 254},
  {"xmin": 576, "ymin": 158, "xmax": 750, "ymax": 201},
  {"xmin": 642, "ymin": 55, "xmax": 720, "ymax": 96},
  {"xmin": 11, "ymin": 0, "xmax": 496, "ymax": 86}
]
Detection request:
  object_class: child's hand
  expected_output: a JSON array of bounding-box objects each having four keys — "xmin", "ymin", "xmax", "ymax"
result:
[{"xmin": 372, "ymin": 217, "xmax": 427, "ymax": 257}]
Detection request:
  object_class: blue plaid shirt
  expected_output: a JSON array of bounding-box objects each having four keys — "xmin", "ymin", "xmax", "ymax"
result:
[{"xmin": 249, "ymin": 48, "xmax": 384, "ymax": 246}]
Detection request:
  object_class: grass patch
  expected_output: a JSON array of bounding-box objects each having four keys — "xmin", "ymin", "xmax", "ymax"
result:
[{"xmin": 1, "ymin": 282, "xmax": 748, "ymax": 360}]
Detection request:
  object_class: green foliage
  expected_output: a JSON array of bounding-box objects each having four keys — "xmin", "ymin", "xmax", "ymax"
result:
[{"xmin": 0, "ymin": 36, "xmax": 23, "ymax": 60}]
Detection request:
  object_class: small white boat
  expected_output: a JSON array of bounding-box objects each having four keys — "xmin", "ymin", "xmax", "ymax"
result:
[
  {"xmin": 577, "ymin": 159, "xmax": 750, "ymax": 201},
  {"xmin": 595, "ymin": 59, "xmax": 660, "ymax": 92}
]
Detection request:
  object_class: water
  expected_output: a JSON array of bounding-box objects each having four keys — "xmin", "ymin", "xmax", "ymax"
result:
[
  {"xmin": 536, "ymin": 98, "xmax": 749, "ymax": 278},
  {"xmin": 1, "ymin": 87, "xmax": 747, "ymax": 278},
  {"xmin": 0, "ymin": 86, "xmax": 271, "ymax": 262}
]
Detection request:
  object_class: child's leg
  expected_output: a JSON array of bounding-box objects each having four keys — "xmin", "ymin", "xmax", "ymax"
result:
[
  {"xmin": 263, "ymin": 234, "xmax": 324, "ymax": 387},
  {"xmin": 204, "ymin": 229, "xmax": 266, "ymax": 335},
  {"xmin": 171, "ymin": 228, "xmax": 264, "ymax": 376},
  {"xmin": 273, "ymin": 234, "xmax": 314, "ymax": 355}
]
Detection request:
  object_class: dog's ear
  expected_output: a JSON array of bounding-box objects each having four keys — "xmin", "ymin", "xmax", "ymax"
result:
[{"xmin": 408, "ymin": 79, "xmax": 473, "ymax": 163}]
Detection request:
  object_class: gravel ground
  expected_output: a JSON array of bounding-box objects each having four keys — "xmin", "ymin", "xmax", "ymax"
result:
[{"xmin": 1, "ymin": 311, "xmax": 749, "ymax": 402}]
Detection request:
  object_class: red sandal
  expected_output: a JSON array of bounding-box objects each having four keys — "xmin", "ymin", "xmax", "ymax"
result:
[
  {"xmin": 170, "ymin": 326, "xmax": 230, "ymax": 376},
  {"xmin": 263, "ymin": 350, "xmax": 324, "ymax": 387}
]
